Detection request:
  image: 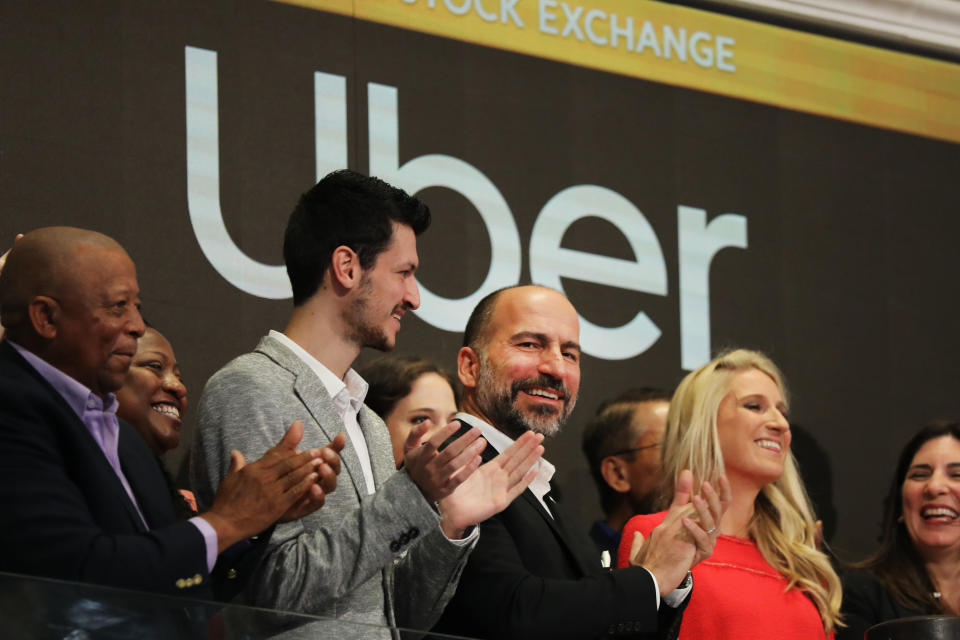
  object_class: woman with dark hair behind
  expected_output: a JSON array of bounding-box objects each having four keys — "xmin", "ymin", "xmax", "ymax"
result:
[
  {"xmin": 360, "ymin": 354, "xmax": 460, "ymax": 468},
  {"xmin": 838, "ymin": 420, "xmax": 960, "ymax": 639}
]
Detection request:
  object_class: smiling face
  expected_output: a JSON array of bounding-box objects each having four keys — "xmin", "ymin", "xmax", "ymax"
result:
[
  {"xmin": 715, "ymin": 368, "xmax": 791, "ymax": 493},
  {"xmin": 384, "ymin": 372, "xmax": 458, "ymax": 468},
  {"xmin": 48, "ymin": 245, "xmax": 145, "ymax": 397},
  {"xmin": 467, "ymin": 286, "xmax": 581, "ymax": 439},
  {"xmin": 115, "ymin": 328, "xmax": 187, "ymax": 455},
  {"xmin": 901, "ymin": 435, "xmax": 960, "ymax": 559},
  {"xmin": 345, "ymin": 222, "xmax": 420, "ymax": 352}
]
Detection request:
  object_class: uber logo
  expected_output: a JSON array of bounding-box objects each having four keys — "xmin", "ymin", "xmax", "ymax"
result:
[{"xmin": 185, "ymin": 46, "xmax": 747, "ymax": 368}]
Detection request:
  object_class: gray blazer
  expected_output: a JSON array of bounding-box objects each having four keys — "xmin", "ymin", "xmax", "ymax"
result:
[{"xmin": 190, "ymin": 334, "xmax": 474, "ymax": 637}]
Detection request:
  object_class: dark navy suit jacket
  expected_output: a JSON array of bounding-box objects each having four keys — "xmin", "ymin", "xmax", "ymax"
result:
[
  {"xmin": 0, "ymin": 341, "xmax": 259, "ymax": 598},
  {"xmin": 432, "ymin": 419, "xmax": 686, "ymax": 640}
]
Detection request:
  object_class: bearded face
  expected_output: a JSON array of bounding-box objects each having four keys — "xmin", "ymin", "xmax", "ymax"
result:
[
  {"xmin": 344, "ymin": 274, "xmax": 392, "ymax": 352},
  {"xmin": 474, "ymin": 351, "xmax": 576, "ymax": 439},
  {"xmin": 341, "ymin": 222, "xmax": 420, "ymax": 353}
]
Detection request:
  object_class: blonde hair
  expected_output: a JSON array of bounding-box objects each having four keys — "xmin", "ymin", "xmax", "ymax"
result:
[{"xmin": 660, "ymin": 348, "xmax": 841, "ymax": 634}]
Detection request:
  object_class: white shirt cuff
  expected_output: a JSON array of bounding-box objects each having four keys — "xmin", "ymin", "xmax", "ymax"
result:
[
  {"xmin": 441, "ymin": 523, "xmax": 479, "ymax": 546},
  {"xmin": 640, "ymin": 568, "xmax": 692, "ymax": 610},
  {"xmin": 663, "ymin": 572, "xmax": 693, "ymax": 608}
]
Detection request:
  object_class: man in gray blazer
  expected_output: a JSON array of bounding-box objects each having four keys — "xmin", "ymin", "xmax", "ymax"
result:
[{"xmin": 191, "ymin": 170, "xmax": 542, "ymax": 637}]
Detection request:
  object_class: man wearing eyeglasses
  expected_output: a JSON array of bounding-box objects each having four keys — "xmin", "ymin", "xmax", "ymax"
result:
[{"xmin": 581, "ymin": 388, "xmax": 672, "ymax": 565}]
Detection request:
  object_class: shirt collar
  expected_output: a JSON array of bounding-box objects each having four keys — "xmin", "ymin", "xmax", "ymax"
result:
[
  {"xmin": 455, "ymin": 410, "xmax": 555, "ymax": 490},
  {"xmin": 268, "ymin": 330, "xmax": 369, "ymax": 412},
  {"xmin": 9, "ymin": 340, "xmax": 118, "ymax": 418}
]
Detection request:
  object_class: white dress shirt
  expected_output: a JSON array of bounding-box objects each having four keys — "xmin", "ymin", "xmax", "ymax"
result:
[
  {"xmin": 269, "ymin": 332, "xmax": 477, "ymax": 546},
  {"xmin": 455, "ymin": 412, "xmax": 555, "ymax": 516},
  {"xmin": 269, "ymin": 330, "xmax": 376, "ymax": 494}
]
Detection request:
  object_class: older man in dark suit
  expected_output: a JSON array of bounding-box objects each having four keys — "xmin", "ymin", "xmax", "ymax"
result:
[
  {"xmin": 0, "ymin": 226, "xmax": 341, "ymax": 597},
  {"xmin": 433, "ymin": 285, "xmax": 731, "ymax": 640}
]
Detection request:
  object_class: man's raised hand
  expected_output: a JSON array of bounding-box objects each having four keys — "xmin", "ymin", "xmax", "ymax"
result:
[
  {"xmin": 280, "ymin": 431, "xmax": 346, "ymax": 523},
  {"xmin": 437, "ymin": 431, "xmax": 544, "ymax": 538},
  {"xmin": 201, "ymin": 421, "xmax": 343, "ymax": 551},
  {"xmin": 404, "ymin": 421, "xmax": 487, "ymax": 504}
]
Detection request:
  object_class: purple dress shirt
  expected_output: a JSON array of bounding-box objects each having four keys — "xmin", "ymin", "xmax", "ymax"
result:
[{"xmin": 10, "ymin": 342, "xmax": 217, "ymax": 571}]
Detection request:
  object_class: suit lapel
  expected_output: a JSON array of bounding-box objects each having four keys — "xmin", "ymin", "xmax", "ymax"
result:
[
  {"xmin": 256, "ymin": 336, "xmax": 366, "ymax": 500},
  {"xmin": 466, "ymin": 416, "xmax": 594, "ymax": 576},
  {"xmin": 544, "ymin": 489, "xmax": 597, "ymax": 574},
  {"xmin": 118, "ymin": 422, "xmax": 175, "ymax": 530},
  {"xmin": 521, "ymin": 487, "xmax": 594, "ymax": 575},
  {"xmin": 1, "ymin": 343, "xmax": 150, "ymax": 532},
  {"xmin": 295, "ymin": 369, "xmax": 367, "ymax": 501},
  {"xmin": 78, "ymin": 411, "xmax": 151, "ymax": 532},
  {"xmin": 358, "ymin": 406, "xmax": 394, "ymax": 487}
]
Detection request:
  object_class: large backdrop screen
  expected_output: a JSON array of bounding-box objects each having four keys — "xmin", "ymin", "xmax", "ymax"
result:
[{"xmin": 3, "ymin": 0, "xmax": 959, "ymax": 558}]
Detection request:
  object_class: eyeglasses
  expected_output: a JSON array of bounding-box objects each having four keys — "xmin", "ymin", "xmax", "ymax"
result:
[{"xmin": 605, "ymin": 442, "xmax": 661, "ymax": 457}]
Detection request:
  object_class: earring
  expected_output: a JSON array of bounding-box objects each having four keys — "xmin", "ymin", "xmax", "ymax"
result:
[{"xmin": 897, "ymin": 515, "xmax": 905, "ymax": 523}]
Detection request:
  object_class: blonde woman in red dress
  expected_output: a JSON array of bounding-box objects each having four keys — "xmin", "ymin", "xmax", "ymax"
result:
[{"xmin": 618, "ymin": 349, "xmax": 841, "ymax": 639}]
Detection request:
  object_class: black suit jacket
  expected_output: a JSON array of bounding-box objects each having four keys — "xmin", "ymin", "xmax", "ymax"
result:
[
  {"xmin": 837, "ymin": 570, "xmax": 927, "ymax": 640},
  {"xmin": 433, "ymin": 419, "xmax": 685, "ymax": 640},
  {"xmin": 0, "ymin": 341, "xmax": 258, "ymax": 597}
]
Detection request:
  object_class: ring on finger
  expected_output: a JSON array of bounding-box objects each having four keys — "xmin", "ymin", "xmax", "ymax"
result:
[{"xmin": 705, "ymin": 526, "xmax": 717, "ymax": 534}]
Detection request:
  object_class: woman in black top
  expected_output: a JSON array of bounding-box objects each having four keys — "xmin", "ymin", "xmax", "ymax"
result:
[{"xmin": 839, "ymin": 420, "xmax": 960, "ymax": 639}]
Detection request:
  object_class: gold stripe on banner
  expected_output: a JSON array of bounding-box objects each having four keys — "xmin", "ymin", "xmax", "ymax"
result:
[{"xmin": 274, "ymin": 0, "xmax": 960, "ymax": 144}]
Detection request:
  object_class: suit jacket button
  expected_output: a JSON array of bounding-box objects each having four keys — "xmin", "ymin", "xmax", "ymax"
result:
[
  {"xmin": 390, "ymin": 541, "xmax": 401, "ymax": 552},
  {"xmin": 399, "ymin": 533, "xmax": 410, "ymax": 545},
  {"xmin": 409, "ymin": 527, "xmax": 419, "ymax": 539},
  {"xmin": 176, "ymin": 579, "xmax": 186, "ymax": 589},
  {"xmin": 227, "ymin": 568, "xmax": 238, "ymax": 579},
  {"xmin": 193, "ymin": 573, "xmax": 203, "ymax": 584}
]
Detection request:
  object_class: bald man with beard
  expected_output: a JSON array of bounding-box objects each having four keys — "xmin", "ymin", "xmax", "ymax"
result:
[
  {"xmin": 433, "ymin": 285, "xmax": 730, "ymax": 640},
  {"xmin": 0, "ymin": 227, "xmax": 341, "ymax": 597}
]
